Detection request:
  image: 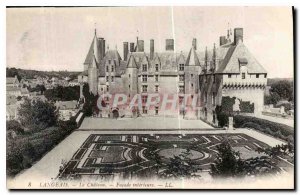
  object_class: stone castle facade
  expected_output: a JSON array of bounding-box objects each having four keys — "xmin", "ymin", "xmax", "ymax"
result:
[{"xmin": 78, "ymin": 28, "xmax": 267, "ymax": 125}]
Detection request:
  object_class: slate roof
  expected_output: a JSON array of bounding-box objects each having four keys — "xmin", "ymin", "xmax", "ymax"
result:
[
  {"xmin": 215, "ymin": 40, "xmax": 267, "ymax": 74},
  {"xmin": 81, "ymin": 33, "xmax": 267, "ymax": 77},
  {"xmin": 6, "ymin": 104, "xmax": 17, "ymax": 116},
  {"xmin": 55, "ymin": 100, "xmax": 78, "ymax": 110},
  {"xmin": 6, "ymin": 77, "xmax": 18, "ymax": 84},
  {"xmin": 186, "ymin": 47, "xmax": 201, "ymax": 66}
]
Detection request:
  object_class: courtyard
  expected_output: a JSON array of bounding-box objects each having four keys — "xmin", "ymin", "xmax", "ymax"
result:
[
  {"xmin": 57, "ymin": 133, "xmax": 292, "ymax": 180},
  {"xmin": 8, "ymin": 117, "xmax": 292, "ymax": 189}
]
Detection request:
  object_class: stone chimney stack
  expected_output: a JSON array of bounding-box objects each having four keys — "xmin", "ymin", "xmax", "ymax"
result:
[
  {"xmin": 219, "ymin": 36, "xmax": 226, "ymax": 46},
  {"xmin": 130, "ymin": 42, "xmax": 135, "ymax": 52},
  {"xmin": 137, "ymin": 40, "xmax": 144, "ymax": 52},
  {"xmin": 192, "ymin": 38, "xmax": 197, "ymax": 50},
  {"xmin": 166, "ymin": 39, "xmax": 174, "ymax": 51},
  {"xmin": 234, "ymin": 28, "xmax": 243, "ymax": 45},
  {"xmin": 150, "ymin": 39, "xmax": 154, "ymax": 60},
  {"xmin": 123, "ymin": 42, "xmax": 128, "ymax": 61}
]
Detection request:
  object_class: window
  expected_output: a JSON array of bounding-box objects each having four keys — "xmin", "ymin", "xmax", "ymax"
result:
[
  {"xmin": 256, "ymin": 74, "xmax": 259, "ymax": 78},
  {"xmin": 191, "ymin": 74, "xmax": 194, "ymax": 78},
  {"xmin": 101, "ymin": 88, "xmax": 103, "ymax": 91},
  {"xmin": 264, "ymin": 74, "xmax": 267, "ymax": 78},
  {"xmin": 179, "ymin": 86, "xmax": 184, "ymax": 93},
  {"xmin": 228, "ymin": 74, "xmax": 232, "ymax": 78},
  {"xmin": 106, "ymin": 76, "xmax": 109, "ymax": 82},
  {"xmin": 111, "ymin": 76, "xmax": 114, "ymax": 82},
  {"xmin": 142, "ymin": 106, "xmax": 147, "ymax": 114},
  {"xmin": 212, "ymin": 92, "xmax": 216, "ymax": 105},
  {"xmin": 142, "ymin": 95, "xmax": 147, "ymax": 103},
  {"xmin": 129, "ymin": 74, "xmax": 131, "ymax": 78},
  {"xmin": 129, "ymin": 85, "xmax": 130, "ymax": 89},
  {"xmin": 242, "ymin": 73, "xmax": 246, "ymax": 79},
  {"xmin": 179, "ymin": 64, "xmax": 184, "ymax": 71},
  {"xmin": 155, "ymin": 85, "xmax": 159, "ymax": 92},
  {"xmin": 179, "ymin": 75, "xmax": 184, "ymax": 82},
  {"xmin": 142, "ymin": 75, "xmax": 147, "ymax": 82},
  {"xmin": 142, "ymin": 85, "xmax": 147, "ymax": 92},
  {"xmin": 106, "ymin": 66, "xmax": 109, "ymax": 72},
  {"xmin": 142, "ymin": 64, "xmax": 147, "ymax": 72},
  {"xmin": 179, "ymin": 96, "xmax": 184, "ymax": 104},
  {"xmin": 111, "ymin": 66, "xmax": 114, "ymax": 72},
  {"xmin": 108, "ymin": 60, "xmax": 111, "ymax": 64},
  {"xmin": 213, "ymin": 75, "xmax": 216, "ymax": 83},
  {"xmin": 155, "ymin": 64, "xmax": 159, "ymax": 72},
  {"xmin": 191, "ymin": 83, "xmax": 193, "ymax": 87},
  {"xmin": 155, "ymin": 75, "xmax": 159, "ymax": 82},
  {"xmin": 155, "ymin": 106, "xmax": 159, "ymax": 115},
  {"xmin": 204, "ymin": 92, "xmax": 207, "ymax": 103},
  {"xmin": 106, "ymin": 85, "xmax": 109, "ymax": 92}
]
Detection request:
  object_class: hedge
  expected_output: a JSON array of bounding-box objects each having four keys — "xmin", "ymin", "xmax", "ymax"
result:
[
  {"xmin": 6, "ymin": 119, "xmax": 77, "ymax": 177},
  {"xmin": 234, "ymin": 115, "xmax": 294, "ymax": 143}
]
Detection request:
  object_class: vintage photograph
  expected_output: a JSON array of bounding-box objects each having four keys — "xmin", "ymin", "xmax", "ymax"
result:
[{"xmin": 6, "ymin": 6, "xmax": 294, "ymax": 189}]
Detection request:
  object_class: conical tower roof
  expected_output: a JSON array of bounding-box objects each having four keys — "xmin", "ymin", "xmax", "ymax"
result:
[
  {"xmin": 186, "ymin": 47, "xmax": 200, "ymax": 66},
  {"xmin": 127, "ymin": 54, "xmax": 137, "ymax": 68}
]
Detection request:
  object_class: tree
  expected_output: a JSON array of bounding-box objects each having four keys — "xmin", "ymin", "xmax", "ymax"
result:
[
  {"xmin": 269, "ymin": 80, "xmax": 293, "ymax": 102},
  {"xmin": 82, "ymin": 83, "xmax": 99, "ymax": 117},
  {"xmin": 6, "ymin": 120, "xmax": 24, "ymax": 135},
  {"xmin": 44, "ymin": 86, "xmax": 80, "ymax": 101},
  {"xmin": 215, "ymin": 96, "xmax": 236, "ymax": 127},
  {"xmin": 210, "ymin": 141, "xmax": 244, "ymax": 178},
  {"xmin": 18, "ymin": 98, "xmax": 57, "ymax": 131},
  {"xmin": 211, "ymin": 141, "xmax": 283, "ymax": 178},
  {"xmin": 264, "ymin": 93, "xmax": 281, "ymax": 105},
  {"xmin": 161, "ymin": 149, "xmax": 201, "ymax": 179}
]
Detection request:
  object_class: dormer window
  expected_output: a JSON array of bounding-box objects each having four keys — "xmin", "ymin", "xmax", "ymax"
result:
[
  {"xmin": 238, "ymin": 58, "xmax": 248, "ymax": 66},
  {"xmin": 155, "ymin": 64, "xmax": 159, "ymax": 72},
  {"xmin": 179, "ymin": 64, "xmax": 184, "ymax": 71},
  {"xmin": 142, "ymin": 64, "xmax": 147, "ymax": 72}
]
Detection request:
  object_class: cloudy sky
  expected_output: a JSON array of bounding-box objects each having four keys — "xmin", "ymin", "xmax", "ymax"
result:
[{"xmin": 7, "ymin": 6, "xmax": 293, "ymax": 78}]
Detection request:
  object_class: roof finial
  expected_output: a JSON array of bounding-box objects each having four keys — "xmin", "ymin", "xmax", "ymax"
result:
[{"xmin": 94, "ymin": 22, "xmax": 97, "ymax": 36}]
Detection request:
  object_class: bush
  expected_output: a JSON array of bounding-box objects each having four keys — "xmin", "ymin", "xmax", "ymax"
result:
[
  {"xmin": 6, "ymin": 119, "xmax": 78, "ymax": 177},
  {"xmin": 234, "ymin": 115, "xmax": 294, "ymax": 142},
  {"xmin": 6, "ymin": 120, "xmax": 24, "ymax": 135}
]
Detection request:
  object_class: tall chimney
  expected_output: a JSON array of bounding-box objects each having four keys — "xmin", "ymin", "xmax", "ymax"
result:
[
  {"xmin": 98, "ymin": 38, "xmax": 105, "ymax": 60},
  {"xmin": 192, "ymin": 38, "xmax": 197, "ymax": 50},
  {"xmin": 130, "ymin": 42, "xmax": 135, "ymax": 52},
  {"xmin": 137, "ymin": 40, "xmax": 144, "ymax": 52},
  {"xmin": 219, "ymin": 36, "xmax": 226, "ymax": 46},
  {"xmin": 102, "ymin": 39, "xmax": 106, "ymax": 58},
  {"xmin": 123, "ymin": 42, "xmax": 128, "ymax": 61},
  {"xmin": 234, "ymin": 28, "xmax": 243, "ymax": 45},
  {"xmin": 150, "ymin": 39, "xmax": 154, "ymax": 60},
  {"xmin": 166, "ymin": 39, "xmax": 174, "ymax": 51}
]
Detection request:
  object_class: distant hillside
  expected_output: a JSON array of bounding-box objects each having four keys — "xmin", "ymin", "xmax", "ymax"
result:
[
  {"xmin": 6, "ymin": 67, "xmax": 80, "ymax": 80},
  {"xmin": 267, "ymin": 78, "xmax": 293, "ymax": 86}
]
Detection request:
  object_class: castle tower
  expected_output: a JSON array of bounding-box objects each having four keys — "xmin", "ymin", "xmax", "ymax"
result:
[{"xmin": 88, "ymin": 56, "xmax": 98, "ymax": 95}]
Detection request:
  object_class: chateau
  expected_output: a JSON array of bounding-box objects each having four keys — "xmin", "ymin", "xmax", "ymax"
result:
[{"xmin": 78, "ymin": 28, "xmax": 267, "ymax": 126}]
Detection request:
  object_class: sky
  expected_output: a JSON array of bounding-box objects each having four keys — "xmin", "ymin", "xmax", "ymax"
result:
[{"xmin": 6, "ymin": 6, "xmax": 293, "ymax": 78}]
